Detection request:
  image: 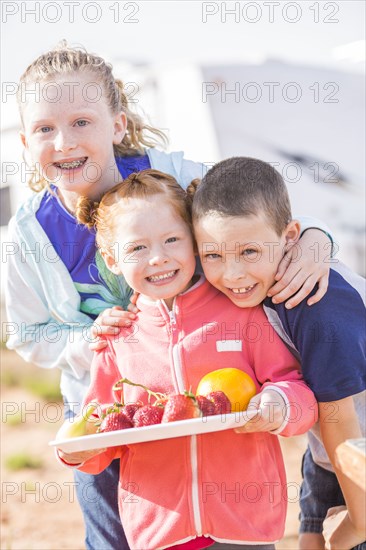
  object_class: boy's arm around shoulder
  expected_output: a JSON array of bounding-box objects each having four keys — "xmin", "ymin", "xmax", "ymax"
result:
[{"xmin": 246, "ymin": 306, "xmax": 318, "ymax": 437}]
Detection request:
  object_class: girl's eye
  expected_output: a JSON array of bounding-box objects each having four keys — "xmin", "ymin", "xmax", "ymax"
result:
[
  {"xmin": 75, "ymin": 120, "xmax": 88, "ymax": 127},
  {"xmin": 242, "ymin": 249, "xmax": 257, "ymax": 256},
  {"xmin": 39, "ymin": 126, "xmax": 52, "ymax": 133},
  {"xmin": 133, "ymin": 245, "xmax": 145, "ymax": 252},
  {"xmin": 205, "ymin": 253, "xmax": 220, "ymax": 260},
  {"xmin": 166, "ymin": 237, "xmax": 177, "ymax": 244}
]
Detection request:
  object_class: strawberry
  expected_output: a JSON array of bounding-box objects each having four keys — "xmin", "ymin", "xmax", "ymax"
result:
[
  {"xmin": 205, "ymin": 391, "xmax": 231, "ymax": 415},
  {"xmin": 133, "ymin": 405, "xmax": 164, "ymax": 427},
  {"xmin": 196, "ymin": 395, "xmax": 216, "ymax": 417},
  {"xmin": 123, "ymin": 403, "xmax": 142, "ymax": 423},
  {"xmin": 98, "ymin": 408, "xmax": 133, "ymax": 433},
  {"xmin": 162, "ymin": 392, "xmax": 201, "ymax": 423}
]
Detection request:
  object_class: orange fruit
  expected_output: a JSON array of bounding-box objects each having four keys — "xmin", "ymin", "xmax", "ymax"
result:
[{"xmin": 196, "ymin": 368, "xmax": 257, "ymax": 412}]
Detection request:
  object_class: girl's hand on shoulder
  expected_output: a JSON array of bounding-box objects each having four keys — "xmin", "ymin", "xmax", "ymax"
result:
[
  {"xmin": 235, "ymin": 389, "xmax": 286, "ymax": 433},
  {"xmin": 57, "ymin": 447, "xmax": 107, "ymax": 466},
  {"xmin": 89, "ymin": 296, "xmax": 139, "ymax": 352},
  {"xmin": 267, "ymin": 229, "xmax": 332, "ymax": 309}
]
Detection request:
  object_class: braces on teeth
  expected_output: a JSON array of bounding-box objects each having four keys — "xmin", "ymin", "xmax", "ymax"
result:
[{"xmin": 56, "ymin": 159, "xmax": 85, "ymax": 169}]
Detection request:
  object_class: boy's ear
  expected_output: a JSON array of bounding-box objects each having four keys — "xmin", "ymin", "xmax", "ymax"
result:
[
  {"xmin": 284, "ymin": 219, "xmax": 301, "ymax": 245},
  {"xmin": 113, "ymin": 111, "xmax": 127, "ymax": 145},
  {"xmin": 20, "ymin": 131, "xmax": 27, "ymax": 148},
  {"xmin": 192, "ymin": 238, "xmax": 199, "ymax": 257},
  {"xmin": 101, "ymin": 250, "xmax": 122, "ymax": 275}
]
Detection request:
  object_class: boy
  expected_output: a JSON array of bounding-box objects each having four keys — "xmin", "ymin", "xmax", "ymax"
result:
[{"xmin": 192, "ymin": 157, "xmax": 365, "ymax": 550}]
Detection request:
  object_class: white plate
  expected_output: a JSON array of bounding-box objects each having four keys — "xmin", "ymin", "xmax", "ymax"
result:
[{"xmin": 49, "ymin": 410, "xmax": 258, "ymax": 453}]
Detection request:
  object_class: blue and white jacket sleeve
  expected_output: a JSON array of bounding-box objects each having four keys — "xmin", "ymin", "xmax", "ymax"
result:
[{"xmin": 5, "ymin": 215, "xmax": 93, "ymax": 378}]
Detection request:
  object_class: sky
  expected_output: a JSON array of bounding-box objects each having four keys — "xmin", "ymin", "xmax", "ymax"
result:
[{"xmin": 1, "ymin": 0, "xmax": 365, "ymax": 85}]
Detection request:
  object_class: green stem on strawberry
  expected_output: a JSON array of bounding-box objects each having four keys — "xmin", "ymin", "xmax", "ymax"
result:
[
  {"xmin": 184, "ymin": 389, "xmax": 197, "ymax": 400},
  {"xmin": 113, "ymin": 377, "xmax": 167, "ymax": 404}
]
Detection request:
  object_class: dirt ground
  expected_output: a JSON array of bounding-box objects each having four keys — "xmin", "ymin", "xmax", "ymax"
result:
[{"xmin": 1, "ymin": 350, "xmax": 307, "ymax": 550}]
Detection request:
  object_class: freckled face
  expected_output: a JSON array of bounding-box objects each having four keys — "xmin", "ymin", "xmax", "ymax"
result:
[
  {"xmin": 106, "ymin": 196, "xmax": 196, "ymax": 308},
  {"xmin": 20, "ymin": 73, "xmax": 126, "ymax": 207}
]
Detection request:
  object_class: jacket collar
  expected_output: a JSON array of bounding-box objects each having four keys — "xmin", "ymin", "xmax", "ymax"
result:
[{"xmin": 136, "ymin": 275, "xmax": 220, "ymax": 322}]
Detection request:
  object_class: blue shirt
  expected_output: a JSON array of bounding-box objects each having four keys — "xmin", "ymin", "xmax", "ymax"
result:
[
  {"xmin": 263, "ymin": 263, "xmax": 365, "ymax": 470},
  {"xmin": 263, "ymin": 264, "xmax": 366, "ymax": 402},
  {"xmin": 36, "ymin": 154, "xmax": 151, "ymax": 318}
]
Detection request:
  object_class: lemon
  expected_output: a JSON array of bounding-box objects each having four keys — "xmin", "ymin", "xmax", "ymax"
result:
[{"xmin": 196, "ymin": 368, "xmax": 257, "ymax": 412}]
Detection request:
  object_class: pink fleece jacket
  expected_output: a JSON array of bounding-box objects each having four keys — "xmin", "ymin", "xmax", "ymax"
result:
[{"xmin": 79, "ymin": 277, "xmax": 317, "ymax": 549}]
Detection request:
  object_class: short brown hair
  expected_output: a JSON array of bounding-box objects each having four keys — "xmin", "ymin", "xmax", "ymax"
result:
[{"xmin": 191, "ymin": 157, "xmax": 292, "ymax": 236}]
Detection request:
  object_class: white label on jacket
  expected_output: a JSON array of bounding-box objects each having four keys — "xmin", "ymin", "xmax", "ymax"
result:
[{"xmin": 216, "ymin": 340, "xmax": 242, "ymax": 352}]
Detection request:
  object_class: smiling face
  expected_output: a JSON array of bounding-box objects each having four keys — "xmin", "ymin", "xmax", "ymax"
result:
[
  {"xmin": 194, "ymin": 212, "xmax": 300, "ymax": 308},
  {"xmin": 20, "ymin": 72, "xmax": 126, "ymax": 211},
  {"xmin": 104, "ymin": 196, "xmax": 197, "ymax": 309}
]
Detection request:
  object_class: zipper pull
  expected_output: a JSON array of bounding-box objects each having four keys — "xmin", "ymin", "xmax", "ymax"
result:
[
  {"xmin": 169, "ymin": 309, "xmax": 176, "ymax": 325},
  {"xmin": 168, "ymin": 298, "xmax": 177, "ymax": 326}
]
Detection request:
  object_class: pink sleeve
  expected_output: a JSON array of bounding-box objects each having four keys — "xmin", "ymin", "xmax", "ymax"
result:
[
  {"xmin": 77, "ymin": 340, "xmax": 126, "ymax": 475},
  {"xmin": 77, "ymin": 446, "xmax": 123, "ymax": 475},
  {"xmin": 82, "ymin": 339, "xmax": 123, "ymax": 408},
  {"xmin": 247, "ymin": 307, "xmax": 318, "ymax": 437}
]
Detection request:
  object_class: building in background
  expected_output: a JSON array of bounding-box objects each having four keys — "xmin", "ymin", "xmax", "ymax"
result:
[
  {"xmin": 202, "ymin": 60, "xmax": 365, "ymax": 274},
  {"xmin": 1, "ymin": 60, "xmax": 365, "ymax": 298}
]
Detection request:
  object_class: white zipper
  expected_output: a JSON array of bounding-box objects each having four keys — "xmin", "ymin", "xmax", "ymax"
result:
[
  {"xmin": 169, "ymin": 308, "xmax": 176, "ymax": 326},
  {"xmin": 190, "ymin": 435, "xmax": 203, "ymax": 535},
  {"xmin": 164, "ymin": 297, "xmax": 176, "ymax": 327},
  {"xmin": 172, "ymin": 345, "xmax": 186, "ymax": 393},
  {"xmin": 167, "ymin": 300, "xmax": 203, "ymax": 536}
]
